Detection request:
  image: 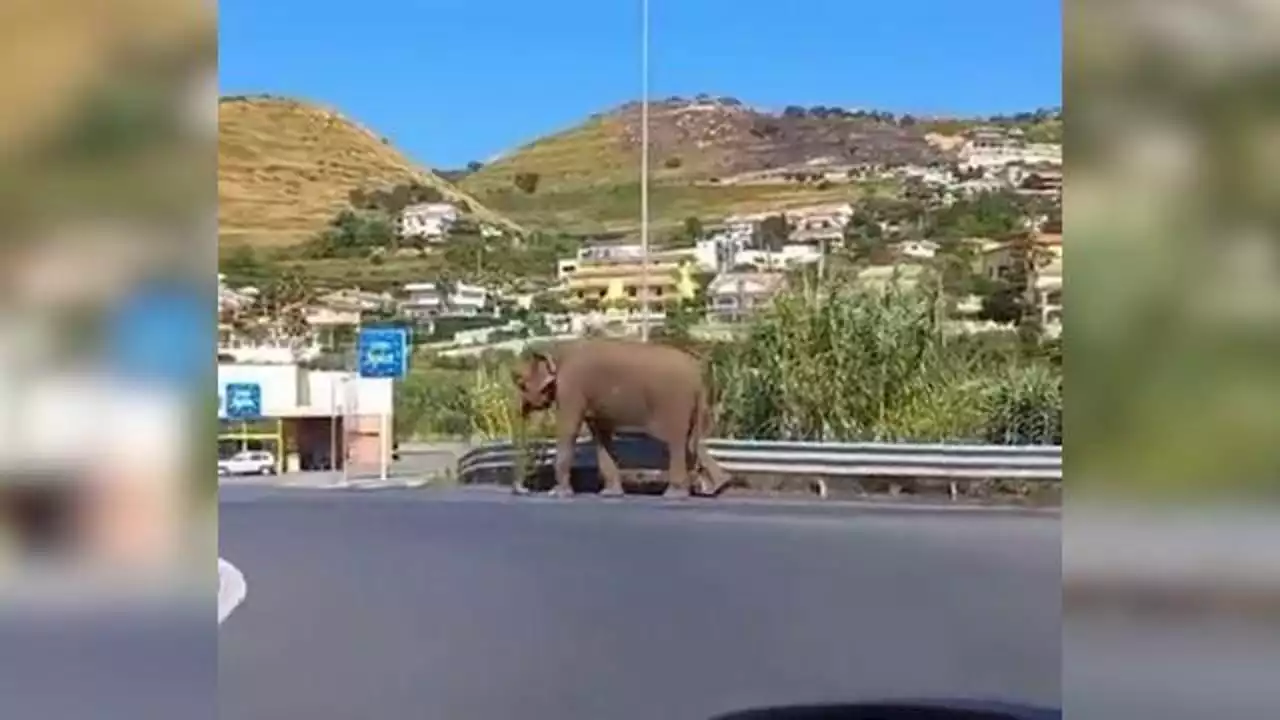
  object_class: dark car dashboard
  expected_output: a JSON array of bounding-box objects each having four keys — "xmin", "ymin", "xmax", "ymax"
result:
[{"xmin": 709, "ymin": 700, "xmax": 1061, "ymax": 720}]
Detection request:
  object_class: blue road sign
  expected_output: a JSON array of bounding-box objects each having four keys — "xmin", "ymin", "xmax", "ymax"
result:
[
  {"xmin": 357, "ymin": 327, "xmax": 409, "ymax": 379},
  {"xmin": 106, "ymin": 280, "xmax": 212, "ymax": 389},
  {"xmin": 223, "ymin": 383, "xmax": 262, "ymax": 420}
]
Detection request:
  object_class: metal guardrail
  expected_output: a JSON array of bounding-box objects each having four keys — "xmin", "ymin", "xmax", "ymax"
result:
[{"xmin": 456, "ymin": 434, "xmax": 1063, "ymax": 490}]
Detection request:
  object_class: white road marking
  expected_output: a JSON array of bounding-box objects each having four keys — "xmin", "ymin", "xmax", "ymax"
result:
[{"xmin": 218, "ymin": 557, "xmax": 247, "ymax": 625}]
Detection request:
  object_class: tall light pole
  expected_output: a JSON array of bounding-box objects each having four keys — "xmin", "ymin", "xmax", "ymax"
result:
[{"xmin": 638, "ymin": 0, "xmax": 651, "ymax": 341}]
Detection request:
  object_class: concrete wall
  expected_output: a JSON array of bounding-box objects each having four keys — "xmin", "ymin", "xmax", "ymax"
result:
[{"xmin": 305, "ymin": 371, "xmax": 392, "ymax": 415}]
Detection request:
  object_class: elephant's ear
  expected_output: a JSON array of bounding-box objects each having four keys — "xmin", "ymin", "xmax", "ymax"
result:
[{"xmin": 531, "ymin": 351, "xmax": 557, "ymax": 391}]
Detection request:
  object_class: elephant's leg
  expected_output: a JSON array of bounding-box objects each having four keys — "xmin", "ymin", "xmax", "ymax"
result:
[
  {"xmin": 683, "ymin": 441, "xmax": 707, "ymax": 496},
  {"xmin": 694, "ymin": 440, "xmax": 734, "ymax": 497},
  {"xmin": 588, "ymin": 419, "xmax": 624, "ymax": 497},
  {"xmin": 550, "ymin": 402, "xmax": 585, "ymax": 498},
  {"xmin": 658, "ymin": 410, "xmax": 694, "ymax": 499}
]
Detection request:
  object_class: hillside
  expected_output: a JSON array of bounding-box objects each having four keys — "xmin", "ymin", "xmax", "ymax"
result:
[
  {"xmin": 218, "ymin": 96, "xmax": 521, "ymax": 247},
  {"xmin": 460, "ymin": 97, "xmax": 1060, "ymax": 234}
]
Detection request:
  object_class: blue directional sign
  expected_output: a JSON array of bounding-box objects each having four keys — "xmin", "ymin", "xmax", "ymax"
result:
[
  {"xmin": 223, "ymin": 383, "xmax": 262, "ymax": 420},
  {"xmin": 357, "ymin": 327, "xmax": 409, "ymax": 379},
  {"xmin": 106, "ymin": 280, "xmax": 211, "ymax": 389}
]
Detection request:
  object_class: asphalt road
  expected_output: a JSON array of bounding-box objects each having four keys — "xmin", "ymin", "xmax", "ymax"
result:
[{"xmin": 218, "ymin": 488, "xmax": 1062, "ymax": 720}]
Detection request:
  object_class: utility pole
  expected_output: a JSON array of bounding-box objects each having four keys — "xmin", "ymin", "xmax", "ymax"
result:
[{"xmin": 638, "ymin": 0, "xmax": 651, "ymax": 342}]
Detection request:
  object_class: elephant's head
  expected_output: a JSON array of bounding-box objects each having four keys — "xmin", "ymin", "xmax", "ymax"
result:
[{"xmin": 510, "ymin": 351, "xmax": 557, "ymax": 417}]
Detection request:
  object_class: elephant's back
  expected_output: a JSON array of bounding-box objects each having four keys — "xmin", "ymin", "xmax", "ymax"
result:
[{"xmin": 565, "ymin": 340, "xmax": 701, "ymax": 381}]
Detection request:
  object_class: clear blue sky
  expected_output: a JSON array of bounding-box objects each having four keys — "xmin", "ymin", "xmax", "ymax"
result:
[{"xmin": 220, "ymin": 0, "xmax": 1061, "ymax": 169}]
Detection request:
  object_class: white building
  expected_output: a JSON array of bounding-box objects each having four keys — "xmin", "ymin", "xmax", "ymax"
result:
[
  {"xmin": 960, "ymin": 127, "xmax": 1062, "ymax": 169},
  {"xmin": 217, "ymin": 362, "xmax": 394, "ymax": 473},
  {"xmin": 399, "ymin": 202, "xmax": 460, "ymax": 241},
  {"xmin": 706, "ymin": 271, "xmax": 787, "ymax": 323},
  {"xmin": 734, "ymin": 244, "xmax": 823, "ymax": 270},
  {"xmin": 218, "ymin": 274, "xmax": 256, "ymax": 314},
  {"xmin": 893, "ymin": 239, "xmax": 941, "ymax": 260},
  {"xmin": 1036, "ymin": 257, "xmax": 1063, "ymax": 337},
  {"xmin": 400, "ymin": 281, "xmax": 492, "ymax": 319},
  {"xmin": 786, "ymin": 203, "xmax": 854, "ymax": 231}
]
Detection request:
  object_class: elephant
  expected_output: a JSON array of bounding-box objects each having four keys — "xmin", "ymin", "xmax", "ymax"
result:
[{"xmin": 510, "ymin": 338, "xmax": 737, "ymax": 499}]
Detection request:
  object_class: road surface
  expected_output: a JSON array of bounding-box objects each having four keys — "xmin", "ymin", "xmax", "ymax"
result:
[{"xmin": 218, "ymin": 488, "xmax": 1061, "ymax": 720}]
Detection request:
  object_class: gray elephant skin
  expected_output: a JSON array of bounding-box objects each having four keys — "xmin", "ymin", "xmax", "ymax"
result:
[{"xmin": 510, "ymin": 338, "xmax": 737, "ymax": 498}]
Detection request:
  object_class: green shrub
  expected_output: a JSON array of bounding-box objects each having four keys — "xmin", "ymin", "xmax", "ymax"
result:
[
  {"xmin": 979, "ymin": 364, "xmax": 1062, "ymax": 444},
  {"xmin": 707, "ymin": 278, "xmax": 1062, "ymax": 444}
]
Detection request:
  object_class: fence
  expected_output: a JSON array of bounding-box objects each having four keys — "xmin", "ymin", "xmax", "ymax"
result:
[{"xmin": 456, "ymin": 432, "xmax": 1062, "ymax": 498}]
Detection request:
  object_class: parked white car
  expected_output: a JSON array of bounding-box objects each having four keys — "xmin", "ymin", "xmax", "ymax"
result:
[{"xmin": 218, "ymin": 450, "xmax": 276, "ymax": 476}]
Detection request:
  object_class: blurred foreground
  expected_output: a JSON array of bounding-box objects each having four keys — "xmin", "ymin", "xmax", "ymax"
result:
[
  {"xmin": 0, "ymin": 1, "xmax": 215, "ymax": 718},
  {"xmin": 1067, "ymin": 0, "xmax": 1280, "ymax": 718}
]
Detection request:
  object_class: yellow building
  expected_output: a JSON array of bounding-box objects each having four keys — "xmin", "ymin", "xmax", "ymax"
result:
[{"xmin": 563, "ymin": 249, "xmax": 700, "ymax": 309}]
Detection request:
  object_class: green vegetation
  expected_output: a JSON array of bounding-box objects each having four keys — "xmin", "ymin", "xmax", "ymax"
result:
[
  {"xmin": 280, "ymin": 232, "xmax": 576, "ymax": 293},
  {"xmin": 917, "ymin": 107, "xmax": 1063, "ymax": 143},
  {"xmin": 470, "ymin": 180, "xmax": 893, "ymax": 235},
  {"xmin": 708, "ymin": 280, "xmax": 1059, "ymax": 443},
  {"xmin": 302, "ymin": 209, "xmax": 398, "ymax": 259},
  {"xmin": 395, "ymin": 280, "xmax": 1061, "ymax": 446}
]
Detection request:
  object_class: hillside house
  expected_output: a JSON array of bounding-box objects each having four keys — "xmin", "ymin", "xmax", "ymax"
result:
[
  {"xmin": 399, "ymin": 202, "xmax": 459, "ymax": 241},
  {"xmin": 786, "ymin": 203, "xmax": 854, "ymax": 229},
  {"xmin": 706, "ymin": 271, "xmax": 787, "ymax": 323},
  {"xmin": 960, "ymin": 127, "xmax": 1062, "ymax": 169},
  {"xmin": 983, "ymin": 233, "xmax": 1062, "ymax": 279},
  {"xmin": 400, "ymin": 281, "xmax": 493, "ymax": 319},
  {"xmin": 1036, "ymin": 257, "xmax": 1063, "ymax": 336},
  {"xmin": 789, "ymin": 225, "xmax": 845, "ymax": 247},
  {"xmin": 735, "ymin": 244, "xmax": 822, "ymax": 270},
  {"xmin": 1018, "ymin": 168, "xmax": 1063, "ymax": 195},
  {"xmin": 892, "ymin": 239, "xmax": 941, "ymax": 260}
]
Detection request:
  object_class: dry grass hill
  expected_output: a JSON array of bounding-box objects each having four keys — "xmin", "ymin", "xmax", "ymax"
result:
[
  {"xmin": 459, "ymin": 97, "xmax": 1060, "ymax": 235},
  {"xmin": 218, "ymin": 96, "xmax": 521, "ymax": 248}
]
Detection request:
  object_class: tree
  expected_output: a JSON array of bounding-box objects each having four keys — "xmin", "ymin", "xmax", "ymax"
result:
[
  {"xmin": 513, "ymin": 172, "xmax": 541, "ymax": 194},
  {"xmin": 310, "ymin": 209, "xmax": 397, "ymax": 258},
  {"xmin": 256, "ymin": 271, "xmax": 315, "ymax": 347},
  {"xmin": 683, "ymin": 216, "xmax": 704, "ymax": 241},
  {"xmin": 782, "ymin": 105, "xmax": 807, "ymax": 118},
  {"xmin": 932, "ymin": 238, "xmax": 980, "ymax": 297},
  {"xmin": 757, "ymin": 214, "xmax": 790, "ymax": 251},
  {"xmin": 843, "ymin": 211, "xmax": 883, "ymax": 244},
  {"xmin": 976, "ymin": 233, "xmax": 1051, "ymax": 327},
  {"xmin": 466, "ymin": 160, "xmax": 484, "ymax": 173},
  {"xmin": 928, "ymin": 191, "xmax": 1028, "ymax": 240},
  {"xmin": 530, "ymin": 293, "xmax": 567, "ymax": 314},
  {"xmin": 386, "ymin": 183, "xmax": 413, "ymax": 213},
  {"xmin": 406, "ymin": 182, "xmax": 445, "ymax": 204},
  {"xmin": 219, "ymin": 245, "xmax": 277, "ymax": 287},
  {"xmin": 844, "ymin": 231, "xmax": 886, "ymax": 266}
]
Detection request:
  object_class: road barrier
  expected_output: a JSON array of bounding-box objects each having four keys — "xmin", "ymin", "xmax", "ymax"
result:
[{"xmin": 456, "ymin": 434, "xmax": 1062, "ymax": 495}]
